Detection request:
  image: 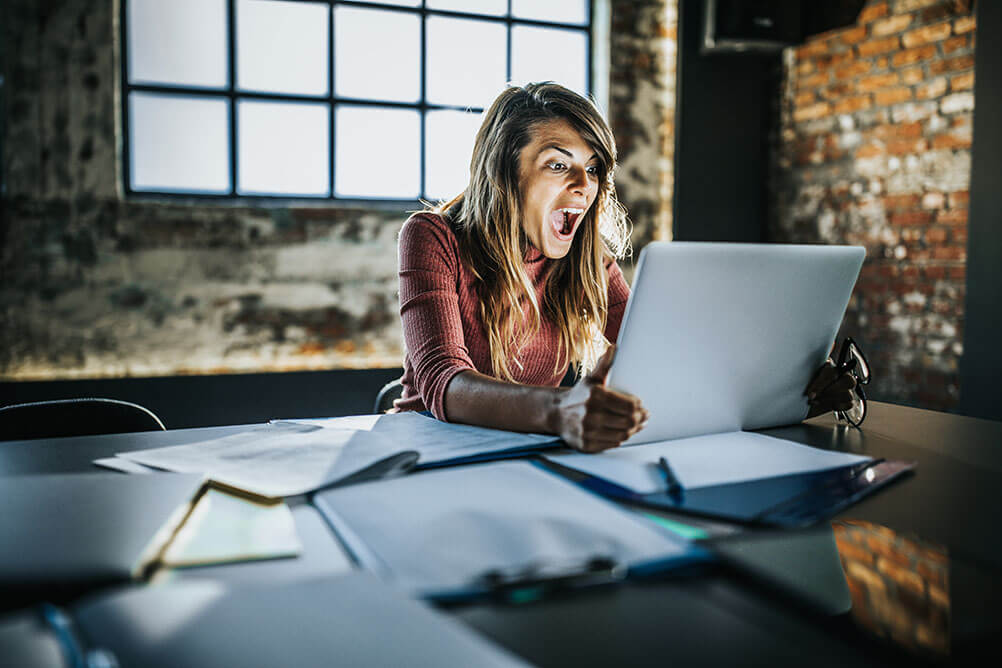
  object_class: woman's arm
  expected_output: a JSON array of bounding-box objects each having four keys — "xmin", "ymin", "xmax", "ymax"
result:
[{"xmin": 445, "ymin": 345, "xmax": 649, "ymax": 453}]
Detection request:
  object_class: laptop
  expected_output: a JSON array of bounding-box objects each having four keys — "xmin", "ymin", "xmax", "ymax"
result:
[{"xmin": 607, "ymin": 241, "xmax": 865, "ymax": 445}]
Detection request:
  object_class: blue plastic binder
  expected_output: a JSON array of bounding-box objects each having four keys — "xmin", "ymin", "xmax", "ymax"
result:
[{"xmin": 542, "ymin": 457, "xmax": 915, "ymax": 528}]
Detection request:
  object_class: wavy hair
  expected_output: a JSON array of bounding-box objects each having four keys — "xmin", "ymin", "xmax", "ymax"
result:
[{"xmin": 433, "ymin": 82, "xmax": 631, "ymax": 381}]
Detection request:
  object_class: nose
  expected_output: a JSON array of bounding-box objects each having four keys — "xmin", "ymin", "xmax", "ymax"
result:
[{"xmin": 566, "ymin": 166, "xmax": 591, "ymax": 196}]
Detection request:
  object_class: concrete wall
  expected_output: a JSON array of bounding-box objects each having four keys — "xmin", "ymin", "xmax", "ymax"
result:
[{"xmin": 1, "ymin": 0, "xmax": 679, "ymax": 382}]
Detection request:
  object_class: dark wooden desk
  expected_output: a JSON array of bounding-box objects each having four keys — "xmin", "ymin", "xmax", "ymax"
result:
[{"xmin": 2, "ymin": 402, "xmax": 999, "ymax": 666}]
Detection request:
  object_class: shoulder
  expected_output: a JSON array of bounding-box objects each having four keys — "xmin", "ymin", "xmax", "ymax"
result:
[{"xmin": 398, "ymin": 212, "xmax": 463, "ymax": 271}]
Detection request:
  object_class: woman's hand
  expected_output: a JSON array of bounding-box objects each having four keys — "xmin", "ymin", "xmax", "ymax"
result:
[
  {"xmin": 552, "ymin": 345, "xmax": 650, "ymax": 453},
  {"xmin": 804, "ymin": 359, "xmax": 857, "ymax": 419}
]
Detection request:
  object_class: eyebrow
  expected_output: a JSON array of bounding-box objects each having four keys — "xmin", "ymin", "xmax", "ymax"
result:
[{"xmin": 537, "ymin": 143, "xmax": 599, "ymax": 162}]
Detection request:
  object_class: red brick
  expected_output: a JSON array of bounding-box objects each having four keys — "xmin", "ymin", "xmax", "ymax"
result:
[
  {"xmin": 859, "ymin": 2, "xmax": 889, "ymax": 23},
  {"xmin": 796, "ymin": 59, "xmax": 815, "ymax": 76},
  {"xmin": 856, "ymin": 143, "xmax": 885, "ymax": 158},
  {"xmin": 951, "ymin": 71, "xmax": 974, "ymax": 91},
  {"xmin": 872, "ymin": 15, "xmax": 913, "ymax": 37},
  {"xmin": 949, "ymin": 266, "xmax": 966, "ymax": 281},
  {"xmin": 858, "ymin": 72, "xmax": 900, "ymax": 91},
  {"xmin": 900, "ymin": 66, "xmax": 924, "ymax": 85},
  {"xmin": 857, "ymin": 36, "xmax": 901, "ymax": 57},
  {"xmin": 884, "ymin": 194, "xmax": 921, "ymax": 209},
  {"xmin": 942, "ymin": 35, "xmax": 968, "ymax": 54},
  {"xmin": 930, "ymin": 54, "xmax": 975, "ymax": 75},
  {"xmin": 916, "ymin": 78, "xmax": 948, "ymax": 100},
  {"xmin": 798, "ymin": 72, "xmax": 831, "ymax": 90},
  {"xmin": 931, "ymin": 131, "xmax": 972, "ymax": 150},
  {"xmin": 902, "ymin": 23, "xmax": 952, "ymax": 48},
  {"xmin": 892, "ymin": 211, "xmax": 933, "ymax": 226},
  {"xmin": 834, "ymin": 95, "xmax": 872, "ymax": 114},
  {"xmin": 841, "ymin": 25, "xmax": 869, "ymax": 45},
  {"xmin": 954, "ymin": 15, "xmax": 976, "ymax": 35},
  {"xmin": 932, "ymin": 246, "xmax": 965, "ymax": 260},
  {"xmin": 822, "ymin": 82, "xmax": 852, "ymax": 100},
  {"xmin": 924, "ymin": 265, "xmax": 947, "ymax": 280},
  {"xmin": 926, "ymin": 227, "xmax": 948, "ymax": 244},
  {"xmin": 953, "ymin": 228, "xmax": 968, "ymax": 245},
  {"xmin": 874, "ymin": 87, "xmax": 913, "ymax": 106},
  {"xmin": 937, "ymin": 209, "xmax": 968, "ymax": 225},
  {"xmin": 796, "ymin": 40, "xmax": 832, "ymax": 59},
  {"xmin": 891, "ymin": 45, "xmax": 936, "ymax": 67},
  {"xmin": 793, "ymin": 102, "xmax": 832, "ymax": 122},
  {"xmin": 834, "ymin": 61, "xmax": 871, "ymax": 81},
  {"xmin": 795, "ymin": 91, "xmax": 817, "ymax": 107},
  {"xmin": 947, "ymin": 190, "xmax": 969, "ymax": 208}
]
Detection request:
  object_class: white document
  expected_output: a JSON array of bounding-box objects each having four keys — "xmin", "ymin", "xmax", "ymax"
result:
[
  {"xmin": 315, "ymin": 460, "xmax": 702, "ymax": 597},
  {"xmin": 545, "ymin": 431, "xmax": 871, "ymax": 495},
  {"xmin": 277, "ymin": 412, "xmax": 560, "ymax": 466},
  {"xmin": 117, "ymin": 422, "xmax": 412, "ymax": 498}
]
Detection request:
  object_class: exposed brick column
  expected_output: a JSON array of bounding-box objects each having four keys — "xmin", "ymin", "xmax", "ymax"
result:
[
  {"xmin": 771, "ymin": 0, "xmax": 975, "ymax": 411},
  {"xmin": 609, "ymin": 0, "xmax": 678, "ymax": 258}
]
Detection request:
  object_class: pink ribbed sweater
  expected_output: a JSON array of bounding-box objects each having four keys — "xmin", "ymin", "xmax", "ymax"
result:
[{"xmin": 394, "ymin": 212, "xmax": 630, "ymax": 421}]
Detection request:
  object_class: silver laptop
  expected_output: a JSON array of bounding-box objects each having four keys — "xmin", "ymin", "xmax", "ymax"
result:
[{"xmin": 607, "ymin": 242, "xmax": 865, "ymax": 445}]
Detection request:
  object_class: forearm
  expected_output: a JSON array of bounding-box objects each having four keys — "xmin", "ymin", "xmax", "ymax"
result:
[{"xmin": 443, "ymin": 369, "xmax": 567, "ymax": 434}]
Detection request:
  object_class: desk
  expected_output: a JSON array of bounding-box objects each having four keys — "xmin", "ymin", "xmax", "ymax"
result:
[{"xmin": 2, "ymin": 402, "xmax": 1000, "ymax": 666}]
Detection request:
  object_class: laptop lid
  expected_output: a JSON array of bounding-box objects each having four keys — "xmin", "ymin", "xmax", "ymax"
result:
[{"xmin": 607, "ymin": 242, "xmax": 864, "ymax": 444}]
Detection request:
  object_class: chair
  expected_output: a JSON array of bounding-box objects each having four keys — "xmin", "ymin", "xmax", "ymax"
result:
[
  {"xmin": 0, "ymin": 398, "xmax": 166, "ymax": 441},
  {"xmin": 373, "ymin": 379, "xmax": 404, "ymax": 414}
]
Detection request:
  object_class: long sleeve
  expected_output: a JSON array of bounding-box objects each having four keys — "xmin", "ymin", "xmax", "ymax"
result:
[
  {"xmin": 397, "ymin": 214, "xmax": 476, "ymax": 421},
  {"xmin": 604, "ymin": 258, "xmax": 631, "ymax": 344}
]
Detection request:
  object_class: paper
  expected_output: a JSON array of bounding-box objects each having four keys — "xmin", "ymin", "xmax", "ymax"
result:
[
  {"xmin": 161, "ymin": 488, "xmax": 301, "ymax": 568},
  {"xmin": 116, "ymin": 422, "xmax": 414, "ymax": 498},
  {"xmin": 315, "ymin": 460, "xmax": 705, "ymax": 597},
  {"xmin": 545, "ymin": 431, "xmax": 872, "ymax": 495},
  {"xmin": 278, "ymin": 412, "xmax": 561, "ymax": 467}
]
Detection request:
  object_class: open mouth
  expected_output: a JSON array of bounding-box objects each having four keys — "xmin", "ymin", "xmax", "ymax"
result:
[{"xmin": 550, "ymin": 207, "xmax": 584, "ymax": 241}]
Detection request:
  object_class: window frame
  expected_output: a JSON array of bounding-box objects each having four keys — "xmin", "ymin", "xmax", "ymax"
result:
[{"xmin": 119, "ymin": 0, "xmax": 594, "ymax": 206}]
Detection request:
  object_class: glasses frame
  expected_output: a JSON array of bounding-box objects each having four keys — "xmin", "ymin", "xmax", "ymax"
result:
[{"xmin": 834, "ymin": 337, "xmax": 870, "ymax": 427}]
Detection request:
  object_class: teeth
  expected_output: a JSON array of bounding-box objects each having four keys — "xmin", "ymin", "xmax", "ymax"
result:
[{"xmin": 558, "ymin": 207, "xmax": 584, "ymax": 214}]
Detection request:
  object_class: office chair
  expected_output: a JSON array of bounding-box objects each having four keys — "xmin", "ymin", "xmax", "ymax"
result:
[
  {"xmin": 373, "ymin": 380, "xmax": 404, "ymax": 414},
  {"xmin": 0, "ymin": 398, "xmax": 166, "ymax": 441}
]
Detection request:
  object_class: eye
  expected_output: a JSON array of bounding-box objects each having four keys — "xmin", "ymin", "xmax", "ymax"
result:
[
  {"xmin": 586, "ymin": 165, "xmax": 600, "ymax": 177},
  {"xmin": 547, "ymin": 161, "xmax": 567, "ymax": 172}
]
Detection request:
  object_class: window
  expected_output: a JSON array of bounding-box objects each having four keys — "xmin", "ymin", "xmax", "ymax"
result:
[{"xmin": 122, "ymin": 0, "xmax": 592, "ymax": 203}]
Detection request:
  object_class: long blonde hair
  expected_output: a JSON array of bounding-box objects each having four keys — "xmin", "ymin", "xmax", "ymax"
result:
[{"xmin": 434, "ymin": 82, "xmax": 631, "ymax": 380}]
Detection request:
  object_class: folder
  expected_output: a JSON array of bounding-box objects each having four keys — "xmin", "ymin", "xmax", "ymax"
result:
[
  {"xmin": 0, "ymin": 472, "xmax": 204, "ymax": 600},
  {"xmin": 543, "ymin": 432, "xmax": 915, "ymax": 527},
  {"xmin": 314, "ymin": 460, "xmax": 709, "ymax": 601},
  {"xmin": 0, "ymin": 574, "xmax": 531, "ymax": 668}
]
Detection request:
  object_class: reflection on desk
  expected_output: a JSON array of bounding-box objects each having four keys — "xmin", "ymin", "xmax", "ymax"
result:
[{"xmin": 834, "ymin": 519, "xmax": 950, "ymax": 658}]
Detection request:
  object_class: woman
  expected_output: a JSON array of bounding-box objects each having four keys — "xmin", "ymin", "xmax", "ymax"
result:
[{"xmin": 394, "ymin": 83, "xmax": 853, "ymax": 452}]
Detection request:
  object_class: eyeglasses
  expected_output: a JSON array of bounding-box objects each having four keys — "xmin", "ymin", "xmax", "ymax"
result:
[{"xmin": 834, "ymin": 337, "xmax": 870, "ymax": 427}]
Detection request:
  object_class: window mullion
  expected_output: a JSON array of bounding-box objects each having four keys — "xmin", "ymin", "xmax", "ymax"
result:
[{"xmin": 228, "ymin": 0, "xmax": 238, "ymax": 196}]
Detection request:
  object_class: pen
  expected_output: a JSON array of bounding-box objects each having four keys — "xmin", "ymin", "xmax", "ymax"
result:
[{"xmin": 658, "ymin": 456, "xmax": 685, "ymax": 501}]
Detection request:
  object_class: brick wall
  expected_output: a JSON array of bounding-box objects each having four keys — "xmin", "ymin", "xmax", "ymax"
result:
[
  {"xmin": 833, "ymin": 519, "xmax": 949, "ymax": 656},
  {"xmin": 0, "ymin": 0, "xmax": 679, "ymax": 380},
  {"xmin": 771, "ymin": 0, "xmax": 975, "ymax": 411}
]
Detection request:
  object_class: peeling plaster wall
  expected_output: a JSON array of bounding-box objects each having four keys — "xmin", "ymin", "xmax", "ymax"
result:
[{"xmin": 1, "ymin": 0, "xmax": 679, "ymax": 380}]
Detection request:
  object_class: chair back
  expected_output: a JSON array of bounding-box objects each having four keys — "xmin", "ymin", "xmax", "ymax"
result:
[
  {"xmin": 0, "ymin": 398, "xmax": 166, "ymax": 441},
  {"xmin": 373, "ymin": 380, "xmax": 404, "ymax": 414}
]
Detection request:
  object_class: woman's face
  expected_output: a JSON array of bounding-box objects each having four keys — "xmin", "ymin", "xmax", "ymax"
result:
[{"xmin": 517, "ymin": 119, "xmax": 600, "ymax": 260}]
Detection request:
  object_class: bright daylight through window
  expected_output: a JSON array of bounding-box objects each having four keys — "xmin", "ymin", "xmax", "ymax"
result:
[{"xmin": 123, "ymin": 0, "xmax": 592, "ymax": 202}]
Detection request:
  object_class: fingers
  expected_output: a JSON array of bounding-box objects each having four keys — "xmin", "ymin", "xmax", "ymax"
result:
[
  {"xmin": 585, "ymin": 344, "xmax": 617, "ymax": 385},
  {"xmin": 805, "ymin": 360, "xmax": 838, "ymax": 400}
]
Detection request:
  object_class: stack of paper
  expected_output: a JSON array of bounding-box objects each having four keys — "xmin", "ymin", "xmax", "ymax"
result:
[{"xmin": 97, "ymin": 413, "xmax": 560, "ymax": 498}]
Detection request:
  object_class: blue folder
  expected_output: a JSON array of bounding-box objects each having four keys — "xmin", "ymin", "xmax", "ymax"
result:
[
  {"xmin": 313, "ymin": 460, "xmax": 710, "ymax": 602},
  {"xmin": 542, "ymin": 456, "xmax": 915, "ymax": 528}
]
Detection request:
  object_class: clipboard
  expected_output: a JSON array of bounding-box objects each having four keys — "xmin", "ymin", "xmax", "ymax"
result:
[{"xmin": 540, "ymin": 457, "xmax": 915, "ymax": 528}]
